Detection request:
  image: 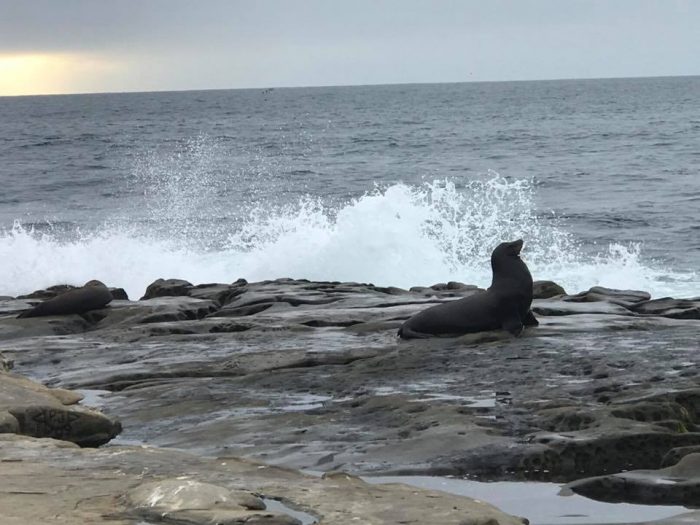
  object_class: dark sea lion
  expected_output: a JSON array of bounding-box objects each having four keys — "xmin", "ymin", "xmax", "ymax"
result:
[
  {"xmin": 17, "ymin": 282, "xmax": 113, "ymax": 318},
  {"xmin": 398, "ymin": 239, "xmax": 538, "ymax": 339}
]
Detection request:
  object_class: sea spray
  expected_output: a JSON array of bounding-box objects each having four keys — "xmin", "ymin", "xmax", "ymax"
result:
[
  {"xmin": 0, "ymin": 177, "xmax": 696, "ymax": 299},
  {"xmin": 126, "ymin": 133, "xmax": 311, "ymax": 246},
  {"xmin": 225, "ymin": 176, "xmax": 577, "ymax": 287}
]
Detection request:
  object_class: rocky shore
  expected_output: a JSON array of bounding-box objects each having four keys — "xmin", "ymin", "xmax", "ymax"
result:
[{"xmin": 1, "ymin": 277, "xmax": 699, "ymax": 523}]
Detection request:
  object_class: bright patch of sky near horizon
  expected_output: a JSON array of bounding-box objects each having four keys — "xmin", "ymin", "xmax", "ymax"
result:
[{"xmin": 0, "ymin": 0, "xmax": 699, "ymax": 96}]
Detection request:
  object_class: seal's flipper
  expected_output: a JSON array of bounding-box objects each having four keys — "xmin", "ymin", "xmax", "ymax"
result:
[
  {"xmin": 397, "ymin": 325, "xmax": 434, "ymax": 339},
  {"xmin": 523, "ymin": 309, "xmax": 539, "ymax": 327},
  {"xmin": 500, "ymin": 304, "xmax": 524, "ymax": 336},
  {"xmin": 502, "ymin": 318, "xmax": 524, "ymax": 336}
]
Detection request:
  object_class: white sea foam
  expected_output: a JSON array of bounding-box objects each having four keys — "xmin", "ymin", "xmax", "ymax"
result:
[{"xmin": 0, "ymin": 177, "xmax": 697, "ymax": 299}]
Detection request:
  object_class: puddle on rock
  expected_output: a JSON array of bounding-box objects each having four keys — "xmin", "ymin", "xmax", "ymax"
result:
[
  {"xmin": 76, "ymin": 389, "xmax": 111, "ymax": 407},
  {"xmin": 276, "ymin": 393, "xmax": 332, "ymax": 412},
  {"xmin": 373, "ymin": 382, "xmax": 501, "ymax": 408},
  {"xmin": 263, "ymin": 497, "xmax": 318, "ymax": 525},
  {"xmin": 364, "ymin": 476, "xmax": 689, "ymax": 525}
]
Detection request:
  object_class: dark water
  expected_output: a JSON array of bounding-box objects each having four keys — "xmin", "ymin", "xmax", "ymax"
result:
[{"xmin": 0, "ymin": 77, "xmax": 698, "ymax": 298}]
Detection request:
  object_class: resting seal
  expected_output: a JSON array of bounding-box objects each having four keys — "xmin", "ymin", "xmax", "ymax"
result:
[
  {"xmin": 398, "ymin": 239, "xmax": 538, "ymax": 339},
  {"xmin": 17, "ymin": 282, "xmax": 113, "ymax": 318}
]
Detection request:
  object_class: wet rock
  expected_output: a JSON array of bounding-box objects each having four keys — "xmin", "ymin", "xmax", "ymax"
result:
[
  {"xmin": 568, "ymin": 452, "xmax": 700, "ymax": 506},
  {"xmin": 423, "ymin": 389, "xmax": 700, "ymax": 481},
  {"xmin": 565, "ymin": 286, "xmax": 651, "ymax": 307},
  {"xmin": 0, "ymin": 314, "xmax": 95, "ymax": 340},
  {"xmin": 109, "ymin": 287, "xmax": 129, "ymax": 301},
  {"xmin": 137, "ymin": 297, "xmax": 220, "ymax": 323},
  {"xmin": 0, "ymin": 371, "xmax": 121, "ymax": 446},
  {"xmin": 214, "ymin": 301, "xmax": 277, "ymax": 317},
  {"xmin": 429, "ymin": 429, "xmax": 700, "ymax": 482},
  {"xmin": 90, "ymin": 296, "xmax": 221, "ymax": 326},
  {"xmin": 536, "ymin": 407, "xmax": 598, "ymax": 432},
  {"xmin": 10, "ymin": 405, "xmax": 122, "ymax": 447},
  {"xmin": 189, "ymin": 282, "xmax": 248, "ymax": 306},
  {"xmin": 609, "ymin": 400, "xmax": 694, "ymax": 428},
  {"xmin": 631, "ymin": 297, "xmax": 700, "ymax": 319},
  {"xmin": 49, "ymin": 387, "xmax": 84, "ymax": 405},
  {"xmin": 532, "ymin": 280, "xmax": 566, "ymax": 299},
  {"xmin": 662, "ymin": 445, "xmax": 700, "ymax": 467},
  {"xmin": 127, "ymin": 478, "xmax": 265, "ymax": 511},
  {"xmin": 408, "ymin": 285, "xmax": 484, "ymax": 300},
  {"xmin": 125, "ymin": 478, "xmax": 293, "ymax": 524},
  {"xmin": 141, "ymin": 278, "xmax": 194, "ymax": 299},
  {"xmin": 531, "ymin": 298, "xmax": 634, "ymax": 316},
  {"xmin": 368, "ymin": 285, "xmax": 410, "ymax": 295},
  {"xmin": 447, "ymin": 281, "xmax": 477, "ymax": 290}
]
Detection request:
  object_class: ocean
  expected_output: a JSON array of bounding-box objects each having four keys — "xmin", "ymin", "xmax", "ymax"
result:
[{"xmin": 0, "ymin": 76, "xmax": 698, "ymax": 299}]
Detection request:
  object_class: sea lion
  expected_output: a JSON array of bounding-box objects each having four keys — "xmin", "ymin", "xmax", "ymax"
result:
[
  {"xmin": 17, "ymin": 282, "xmax": 113, "ymax": 318},
  {"xmin": 398, "ymin": 239, "xmax": 538, "ymax": 339}
]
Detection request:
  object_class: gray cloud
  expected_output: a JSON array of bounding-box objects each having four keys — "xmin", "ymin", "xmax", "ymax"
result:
[{"xmin": 1, "ymin": 0, "xmax": 699, "ymax": 92}]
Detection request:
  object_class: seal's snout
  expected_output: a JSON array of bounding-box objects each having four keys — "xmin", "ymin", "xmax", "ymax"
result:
[{"xmin": 511, "ymin": 239, "xmax": 524, "ymax": 255}]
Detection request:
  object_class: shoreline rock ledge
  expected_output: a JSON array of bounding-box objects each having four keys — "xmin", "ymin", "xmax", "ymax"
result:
[
  {"xmin": 2, "ymin": 277, "xmax": 700, "ymax": 522},
  {"xmin": 0, "ymin": 373, "xmax": 526, "ymax": 524}
]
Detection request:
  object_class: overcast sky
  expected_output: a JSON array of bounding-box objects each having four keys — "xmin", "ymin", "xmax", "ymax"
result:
[{"xmin": 1, "ymin": 0, "xmax": 699, "ymax": 95}]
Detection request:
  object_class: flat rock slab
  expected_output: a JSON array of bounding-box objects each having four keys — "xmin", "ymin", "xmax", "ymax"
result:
[
  {"xmin": 567, "ymin": 452, "xmax": 700, "ymax": 506},
  {"xmin": 631, "ymin": 297, "xmax": 700, "ymax": 319},
  {"xmin": 565, "ymin": 286, "xmax": 651, "ymax": 307},
  {"xmin": 0, "ymin": 434, "xmax": 526, "ymax": 525},
  {"xmin": 531, "ymin": 298, "xmax": 635, "ymax": 316}
]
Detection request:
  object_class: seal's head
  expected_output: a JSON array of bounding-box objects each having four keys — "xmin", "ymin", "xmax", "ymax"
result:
[
  {"xmin": 491, "ymin": 239, "xmax": 532, "ymax": 287},
  {"xmin": 492, "ymin": 238, "xmax": 523, "ymax": 259},
  {"xmin": 490, "ymin": 239, "xmax": 527, "ymax": 275}
]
